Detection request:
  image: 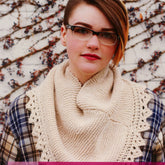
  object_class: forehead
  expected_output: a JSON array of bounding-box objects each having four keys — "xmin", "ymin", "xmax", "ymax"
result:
[{"xmin": 68, "ymin": 3, "xmax": 113, "ymax": 29}]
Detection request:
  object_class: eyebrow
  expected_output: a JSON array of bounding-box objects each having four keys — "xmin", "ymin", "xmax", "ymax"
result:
[{"xmin": 73, "ymin": 22, "xmax": 115, "ymax": 32}]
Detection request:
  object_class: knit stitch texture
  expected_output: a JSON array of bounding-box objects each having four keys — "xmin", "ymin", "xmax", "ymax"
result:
[{"xmin": 27, "ymin": 60, "xmax": 152, "ymax": 162}]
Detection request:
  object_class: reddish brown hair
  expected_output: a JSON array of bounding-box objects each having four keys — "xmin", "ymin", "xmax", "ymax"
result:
[{"xmin": 63, "ymin": 0, "xmax": 129, "ymax": 66}]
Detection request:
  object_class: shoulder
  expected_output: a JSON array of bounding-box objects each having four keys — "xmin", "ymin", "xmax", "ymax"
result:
[
  {"xmin": 6, "ymin": 93, "xmax": 31, "ymax": 138},
  {"xmin": 8, "ymin": 93, "xmax": 30, "ymax": 119},
  {"xmin": 143, "ymin": 88, "xmax": 164, "ymax": 140},
  {"xmin": 122, "ymin": 79, "xmax": 165, "ymax": 130},
  {"xmin": 2, "ymin": 93, "xmax": 40, "ymax": 161},
  {"xmin": 142, "ymin": 89, "xmax": 165, "ymax": 161},
  {"xmin": 145, "ymin": 88, "xmax": 165, "ymax": 122},
  {"xmin": 145, "ymin": 89, "xmax": 165, "ymax": 136}
]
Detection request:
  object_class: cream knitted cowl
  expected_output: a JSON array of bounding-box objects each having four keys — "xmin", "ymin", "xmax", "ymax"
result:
[{"xmin": 27, "ymin": 60, "xmax": 152, "ymax": 162}]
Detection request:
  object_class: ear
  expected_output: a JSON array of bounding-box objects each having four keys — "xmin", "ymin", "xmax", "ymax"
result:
[{"xmin": 61, "ymin": 24, "xmax": 67, "ymax": 46}]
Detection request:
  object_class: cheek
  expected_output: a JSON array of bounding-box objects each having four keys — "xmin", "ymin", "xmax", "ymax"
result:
[
  {"xmin": 104, "ymin": 46, "xmax": 116, "ymax": 60},
  {"xmin": 66, "ymin": 37, "xmax": 83, "ymax": 54},
  {"xmin": 66, "ymin": 41, "xmax": 78, "ymax": 61},
  {"xmin": 66, "ymin": 41, "xmax": 77, "ymax": 56},
  {"xmin": 66, "ymin": 35, "xmax": 75, "ymax": 48}
]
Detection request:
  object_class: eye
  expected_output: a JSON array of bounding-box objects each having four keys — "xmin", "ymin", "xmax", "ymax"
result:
[
  {"xmin": 73, "ymin": 27, "xmax": 90, "ymax": 34},
  {"xmin": 100, "ymin": 32, "xmax": 116, "ymax": 40}
]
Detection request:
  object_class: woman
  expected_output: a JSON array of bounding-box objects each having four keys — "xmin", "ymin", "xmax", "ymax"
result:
[{"xmin": 0, "ymin": 0, "xmax": 165, "ymax": 163}]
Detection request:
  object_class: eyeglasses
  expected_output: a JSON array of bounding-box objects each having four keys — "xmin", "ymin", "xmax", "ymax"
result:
[{"xmin": 66, "ymin": 24, "xmax": 118, "ymax": 46}]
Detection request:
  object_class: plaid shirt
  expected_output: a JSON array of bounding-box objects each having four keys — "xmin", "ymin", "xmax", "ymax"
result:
[{"xmin": 0, "ymin": 90, "xmax": 165, "ymax": 164}]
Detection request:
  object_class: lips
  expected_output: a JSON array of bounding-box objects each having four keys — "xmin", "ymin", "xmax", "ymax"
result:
[{"xmin": 81, "ymin": 53, "xmax": 101, "ymax": 60}]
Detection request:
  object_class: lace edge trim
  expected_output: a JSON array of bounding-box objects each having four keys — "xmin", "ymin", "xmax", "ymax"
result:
[
  {"xmin": 117, "ymin": 84, "xmax": 152, "ymax": 162},
  {"xmin": 26, "ymin": 89, "xmax": 53, "ymax": 161}
]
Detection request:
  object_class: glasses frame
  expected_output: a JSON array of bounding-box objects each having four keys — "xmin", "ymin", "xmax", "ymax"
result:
[{"xmin": 65, "ymin": 24, "xmax": 119, "ymax": 46}]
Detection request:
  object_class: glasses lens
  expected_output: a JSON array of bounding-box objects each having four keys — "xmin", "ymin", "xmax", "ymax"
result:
[
  {"xmin": 99, "ymin": 32, "xmax": 117, "ymax": 45},
  {"xmin": 72, "ymin": 26, "xmax": 91, "ymax": 40},
  {"xmin": 68, "ymin": 25, "xmax": 118, "ymax": 46}
]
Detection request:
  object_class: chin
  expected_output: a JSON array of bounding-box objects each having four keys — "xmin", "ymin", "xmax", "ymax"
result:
[{"xmin": 80, "ymin": 66, "xmax": 100, "ymax": 75}]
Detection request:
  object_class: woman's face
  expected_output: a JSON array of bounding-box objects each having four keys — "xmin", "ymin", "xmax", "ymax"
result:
[{"xmin": 61, "ymin": 3, "xmax": 117, "ymax": 84}]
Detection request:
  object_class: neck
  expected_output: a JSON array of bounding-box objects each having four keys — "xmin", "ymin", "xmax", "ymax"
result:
[{"xmin": 68, "ymin": 65, "xmax": 95, "ymax": 85}]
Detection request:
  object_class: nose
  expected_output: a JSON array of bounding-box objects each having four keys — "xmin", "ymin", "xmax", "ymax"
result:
[{"xmin": 86, "ymin": 35, "xmax": 100, "ymax": 50}]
